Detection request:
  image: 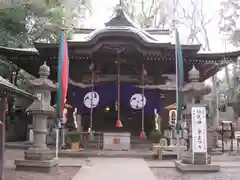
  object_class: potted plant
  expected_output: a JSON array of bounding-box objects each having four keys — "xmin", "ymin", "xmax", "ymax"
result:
[
  {"xmin": 68, "ymin": 132, "xmax": 81, "ymax": 151},
  {"xmin": 149, "ymin": 131, "xmax": 162, "ymax": 159},
  {"xmin": 149, "ymin": 131, "xmax": 162, "ymax": 145}
]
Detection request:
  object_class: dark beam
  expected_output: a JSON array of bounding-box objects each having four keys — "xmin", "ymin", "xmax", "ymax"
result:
[{"xmin": 0, "ymin": 97, "xmax": 5, "ymax": 180}]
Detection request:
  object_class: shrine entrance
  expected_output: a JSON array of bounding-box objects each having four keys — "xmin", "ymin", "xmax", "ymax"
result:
[
  {"xmin": 81, "ymin": 106, "xmax": 154, "ymax": 136},
  {"xmin": 72, "ymin": 81, "xmax": 162, "ymax": 136}
]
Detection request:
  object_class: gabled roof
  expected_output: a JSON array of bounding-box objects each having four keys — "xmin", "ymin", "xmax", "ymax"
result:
[
  {"xmin": 104, "ymin": 4, "xmax": 157, "ymax": 42},
  {"xmin": 0, "ymin": 46, "xmax": 38, "ymax": 55},
  {"xmin": 33, "ymin": 4, "xmax": 201, "ymax": 53},
  {"xmin": 0, "ymin": 76, "xmax": 36, "ymax": 100},
  {"xmin": 196, "ymin": 50, "xmax": 240, "ymax": 60},
  {"xmin": 69, "ymin": 4, "xmax": 175, "ymax": 46}
]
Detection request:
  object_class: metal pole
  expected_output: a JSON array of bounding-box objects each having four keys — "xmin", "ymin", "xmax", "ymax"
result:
[
  {"xmin": 221, "ymin": 122, "xmax": 224, "ymax": 153},
  {"xmin": 172, "ymin": 0, "xmax": 181, "ymax": 160},
  {"xmin": 230, "ymin": 123, "xmax": 233, "ymax": 152},
  {"xmin": 216, "ymin": 83, "xmax": 219, "ymax": 128},
  {"xmin": 55, "ymin": 129, "xmax": 59, "ymax": 158},
  {"xmin": 61, "ymin": 124, "xmax": 66, "ymax": 148}
]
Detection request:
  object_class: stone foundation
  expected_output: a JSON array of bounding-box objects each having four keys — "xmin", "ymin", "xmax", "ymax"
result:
[
  {"xmin": 181, "ymin": 151, "xmax": 211, "ymax": 165},
  {"xmin": 15, "ymin": 159, "xmax": 58, "ymax": 173},
  {"xmin": 175, "ymin": 160, "xmax": 220, "ymax": 172},
  {"xmin": 24, "ymin": 147, "xmax": 55, "ymax": 160}
]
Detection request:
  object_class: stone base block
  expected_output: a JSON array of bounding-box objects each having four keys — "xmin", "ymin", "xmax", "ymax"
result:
[
  {"xmin": 14, "ymin": 159, "xmax": 58, "ymax": 173},
  {"xmin": 175, "ymin": 160, "xmax": 220, "ymax": 172},
  {"xmin": 182, "ymin": 151, "xmax": 211, "ymax": 165},
  {"xmin": 24, "ymin": 147, "xmax": 55, "ymax": 161},
  {"xmin": 228, "ymin": 151, "xmax": 239, "ymax": 156}
]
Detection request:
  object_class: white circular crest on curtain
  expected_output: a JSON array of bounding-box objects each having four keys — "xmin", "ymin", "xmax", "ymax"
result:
[
  {"xmin": 83, "ymin": 91, "xmax": 100, "ymax": 108},
  {"xmin": 130, "ymin": 93, "xmax": 146, "ymax": 109}
]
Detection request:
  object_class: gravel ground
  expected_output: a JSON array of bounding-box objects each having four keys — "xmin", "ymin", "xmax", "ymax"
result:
[
  {"xmin": 4, "ymin": 167, "xmax": 79, "ymax": 180},
  {"xmin": 151, "ymin": 167, "xmax": 240, "ymax": 180}
]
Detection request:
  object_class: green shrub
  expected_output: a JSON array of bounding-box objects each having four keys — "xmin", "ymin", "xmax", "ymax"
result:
[
  {"xmin": 149, "ymin": 131, "xmax": 162, "ymax": 143},
  {"xmin": 68, "ymin": 132, "xmax": 80, "ymax": 142}
]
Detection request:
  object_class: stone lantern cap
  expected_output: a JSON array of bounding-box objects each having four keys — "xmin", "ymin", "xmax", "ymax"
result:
[
  {"xmin": 182, "ymin": 65, "xmax": 211, "ymax": 96},
  {"xmin": 39, "ymin": 61, "xmax": 50, "ymax": 78},
  {"xmin": 188, "ymin": 65, "xmax": 200, "ymax": 82},
  {"xmin": 28, "ymin": 62, "xmax": 56, "ymax": 90}
]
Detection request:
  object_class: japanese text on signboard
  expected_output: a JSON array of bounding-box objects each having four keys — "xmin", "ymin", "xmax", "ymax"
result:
[{"xmin": 191, "ymin": 107, "xmax": 207, "ymax": 153}]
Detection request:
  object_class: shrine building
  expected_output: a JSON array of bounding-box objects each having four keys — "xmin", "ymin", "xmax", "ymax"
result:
[{"xmin": 0, "ymin": 5, "xmax": 240, "ymax": 139}]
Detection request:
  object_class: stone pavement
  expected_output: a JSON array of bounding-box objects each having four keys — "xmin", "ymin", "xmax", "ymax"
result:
[
  {"xmin": 147, "ymin": 160, "xmax": 240, "ymax": 168},
  {"xmin": 5, "ymin": 149, "xmax": 240, "ymax": 180},
  {"xmin": 72, "ymin": 158, "xmax": 157, "ymax": 180},
  {"xmin": 6, "ymin": 149, "xmax": 240, "ymax": 168},
  {"xmin": 152, "ymin": 167, "xmax": 240, "ymax": 180}
]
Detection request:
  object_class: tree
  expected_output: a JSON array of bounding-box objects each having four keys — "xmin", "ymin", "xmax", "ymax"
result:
[
  {"xmin": 65, "ymin": 0, "xmax": 92, "ymax": 28},
  {"xmin": 219, "ymin": 0, "xmax": 240, "ymax": 39},
  {"xmin": 122, "ymin": 0, "xmax": 214, "ymax": 51},
  {"xmin": 122, "ymin": 0, "xmax": 173, "ymax": 28},
  {"xmin": 177, "ymin": 0, "xmax": 213, "ymax": 51},
  {"xmin": 0, "ymin": 0, "xmax": 92, "ymax": 47},
  {"xmin": 0, "ymin": 2, "xmax": 28, "ymax": 46}
]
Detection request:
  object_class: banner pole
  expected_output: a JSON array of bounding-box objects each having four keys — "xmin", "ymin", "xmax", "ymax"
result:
[
  {"xmin": 175, "ymin": 29, "xmax": 181, "ymax": 160},
  {"xmin": 55, "ymin": 128, "xmax": 59, "ymax": 158}
]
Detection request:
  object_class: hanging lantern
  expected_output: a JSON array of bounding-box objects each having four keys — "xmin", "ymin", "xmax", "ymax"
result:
[
  {"xmin": 140, "ymin": 130, "xmax": 147, "ymax": 140},
  {"xmin": 116, "ymin": 119, "xmax": 122, "ymax": 128}
]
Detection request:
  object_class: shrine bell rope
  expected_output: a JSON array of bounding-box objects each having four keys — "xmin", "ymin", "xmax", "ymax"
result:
[
  {"xmin": 141, "ymin": 64, "xmax": 145, "ymax": 130},
  {"xmin": 88, "ymin": 62, "xmax": 95, "ymax": 140},
  {"xmin": 116, "ymin": 53, "xmax": 122, "ymax": 127},
  {"xmin": 90, "ymin": 62, "xmax": 94, "ymax": 131},
  {"xmin": 118, "ymin": 58, "xmax": 120, "ymax": 122},
  {"xmin": 140, "ymin": 63, "xmax": 147, "ymax": 140}
]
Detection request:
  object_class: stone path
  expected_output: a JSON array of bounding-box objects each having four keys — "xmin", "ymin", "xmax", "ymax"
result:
[
  {"xmin": 152, "ymin": 167, "xmax": 240, "ymax": 180},
  {"xmin": 147, "ymin": 160, "xmax": 240, "ymax": 168},
  {"xmin": 72, "ymin": 158, "xmax": 157, "ymax": 180}
]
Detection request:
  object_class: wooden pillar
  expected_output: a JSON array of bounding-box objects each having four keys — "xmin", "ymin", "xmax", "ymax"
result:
[
  {"xmin": 76, "ymin": 114, "xmax": 82, "ymax": 132},
  {"xmin": 0, "ymin": 96, "xmax": 6, "ymax": 180}
]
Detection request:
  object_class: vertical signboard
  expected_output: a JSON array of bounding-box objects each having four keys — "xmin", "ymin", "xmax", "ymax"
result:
[{"xmin": 191, "ymin": 106, "xmax": 207, "ymax": 153}]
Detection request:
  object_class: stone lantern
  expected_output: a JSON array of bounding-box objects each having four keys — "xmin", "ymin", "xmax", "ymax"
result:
[
  {"xmin": 175, "ymin": 65, "xmax": 220, "ymax": 172},
  {"xmin": 15, "ymin": 62, "xmax": 57, "ymax": 172}
]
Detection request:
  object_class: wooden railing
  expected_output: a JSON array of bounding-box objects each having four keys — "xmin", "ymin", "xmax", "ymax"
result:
[{"xmin": 81, "ymin": 132, "xmax": 103, "ymax": 149}]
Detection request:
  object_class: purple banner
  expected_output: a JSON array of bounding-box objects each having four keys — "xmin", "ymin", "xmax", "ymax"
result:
[{"xmin": 71, "ymin": 82, "xmax": 162, "ymax": 115}]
